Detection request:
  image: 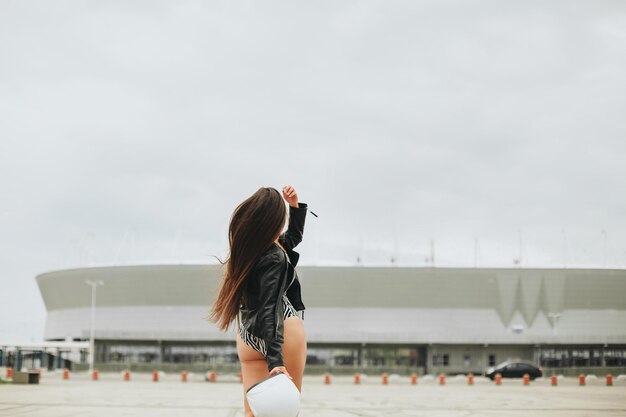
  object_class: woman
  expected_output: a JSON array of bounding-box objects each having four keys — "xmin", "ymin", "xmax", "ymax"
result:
[{"xmin": 209, "ymin": 185, "xmax": 308, "ymax": 417}]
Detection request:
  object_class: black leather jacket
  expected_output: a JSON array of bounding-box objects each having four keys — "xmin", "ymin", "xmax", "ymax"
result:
[{"xmin": 238, "ymin": 202, "xmax": 308, "ymax": 371}]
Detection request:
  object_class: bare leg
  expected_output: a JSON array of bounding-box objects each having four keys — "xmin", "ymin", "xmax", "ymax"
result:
[
  {"xmin": 237, "ymin": 331, "xmax": 270, "ymax": 417},
  {"xmin": 237, "ymin": 317, "xmax": 307, "ymax": 416},
  {"xmin": 282, "ymin": 316, "xmax": 307, "ymax": 392}
]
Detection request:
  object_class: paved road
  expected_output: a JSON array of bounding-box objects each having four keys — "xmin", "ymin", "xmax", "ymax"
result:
[{"xmin": 0, "ymin": 372, "xmax": 624, "ymax": 416}]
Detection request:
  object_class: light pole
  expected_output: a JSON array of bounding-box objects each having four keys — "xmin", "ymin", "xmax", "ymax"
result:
[
  {"xmin": 601, "ymin": 230, "xmax": 607, "ymax": 268},
  {"xmin": 85, "ymin": 279, "xmax": 104, "ymax": 373}
]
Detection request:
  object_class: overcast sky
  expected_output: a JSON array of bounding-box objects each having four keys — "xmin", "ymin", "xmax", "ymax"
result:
[{"xmin": 1, "ymin": 1, "xmax": 625, "ymax": 342}]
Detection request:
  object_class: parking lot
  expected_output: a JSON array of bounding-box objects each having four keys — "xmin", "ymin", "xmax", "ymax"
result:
[{"xmin": 0, "ymin": 372, "xmax": 624, "ymax": 417}]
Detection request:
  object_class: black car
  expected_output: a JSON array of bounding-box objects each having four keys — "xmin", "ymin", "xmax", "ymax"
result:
[{"xmin": 485, "ymin": 360, "xmax": 543, "ymax": 380}]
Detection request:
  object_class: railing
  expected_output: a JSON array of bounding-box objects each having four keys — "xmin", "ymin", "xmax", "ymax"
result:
[{"xmin": 74, "ymin": 362, "xmax": 426, "ymax": 375}]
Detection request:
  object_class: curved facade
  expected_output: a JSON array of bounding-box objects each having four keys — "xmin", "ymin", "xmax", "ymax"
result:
[{"xmin": 36, "ymin": 265, "xmax": 626, "ymax": 373}]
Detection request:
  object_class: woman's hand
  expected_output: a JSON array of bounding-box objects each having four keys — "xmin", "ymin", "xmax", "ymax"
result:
[
  {"xmin": 269, "ymin": 365, "xmax": 293, "ymax": 380},
  {"xmin": 282, "ymin": 185, "xmax": 299, "ymax": 208}
]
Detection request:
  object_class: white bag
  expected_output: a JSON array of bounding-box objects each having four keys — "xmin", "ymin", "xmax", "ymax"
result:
[{"xmin": 246, "ymin": 372, "xmax": 301, "ymax": 417}]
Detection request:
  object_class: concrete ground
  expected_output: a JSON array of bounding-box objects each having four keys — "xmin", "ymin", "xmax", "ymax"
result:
[{"xmin": 0, "ymin": 371, "xmax": 624, "ymax": 417}]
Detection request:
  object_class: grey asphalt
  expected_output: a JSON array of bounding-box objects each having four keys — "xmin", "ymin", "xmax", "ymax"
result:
[{"xmin": 0, "ymin": 371, "xmax": 624, "ymax": 416}]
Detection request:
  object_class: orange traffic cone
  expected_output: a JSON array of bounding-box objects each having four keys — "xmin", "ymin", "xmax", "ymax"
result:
[{"xmin": 324, "ymin": 372, "xmax": 331, "ymax": 384}]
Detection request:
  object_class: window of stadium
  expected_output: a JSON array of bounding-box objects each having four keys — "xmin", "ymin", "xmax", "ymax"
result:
[{"xmin": 432, "ymin": 354, "xmax": 449, "ymax": 366}]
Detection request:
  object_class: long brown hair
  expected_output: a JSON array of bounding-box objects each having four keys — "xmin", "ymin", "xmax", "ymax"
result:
[{"xmin": 208, "ymin": 187, "xmax": 287, "ymax": 332}]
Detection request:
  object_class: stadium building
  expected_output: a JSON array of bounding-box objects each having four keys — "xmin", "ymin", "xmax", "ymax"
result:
[{"xmin": 31, "ymin": 265, "xmax": 626, "ymax": 375}]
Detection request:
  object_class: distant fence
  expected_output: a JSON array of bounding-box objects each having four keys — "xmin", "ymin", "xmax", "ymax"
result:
[
  {"xmin": 542, "ymin": 366, "xmax": 626, "ymax": 377},
  {"xmin": 75, "ymin": 362, "xmax": 426, "ymax": 375},
  {"xmin": 68, "ymin": 362, "xmax": 626, "ymax": 377}
]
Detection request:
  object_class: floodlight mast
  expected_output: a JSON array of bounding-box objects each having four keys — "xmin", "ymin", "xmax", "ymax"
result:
[{"xmin": 85, "ymin": 279, "xmax": 104, "ymax": 373}]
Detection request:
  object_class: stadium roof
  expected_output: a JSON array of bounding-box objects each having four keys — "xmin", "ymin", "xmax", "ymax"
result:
[{"xmin": 36, "ymin": 265, "xmax": 626, "ymax": 344}]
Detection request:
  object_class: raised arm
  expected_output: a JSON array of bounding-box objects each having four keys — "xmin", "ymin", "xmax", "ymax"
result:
[{"xmin": 279, "ymin": 185, "xmax": 308, "ymax": 252}]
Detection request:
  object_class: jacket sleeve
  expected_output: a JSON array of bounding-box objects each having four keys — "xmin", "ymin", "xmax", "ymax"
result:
[
  {"xmin": 279, "ymin": 202, "xmax": 308, "ymax": 252},
  {"xmin": 254, "ymin": 252, "xmax": 287, "ymax": 371}
]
